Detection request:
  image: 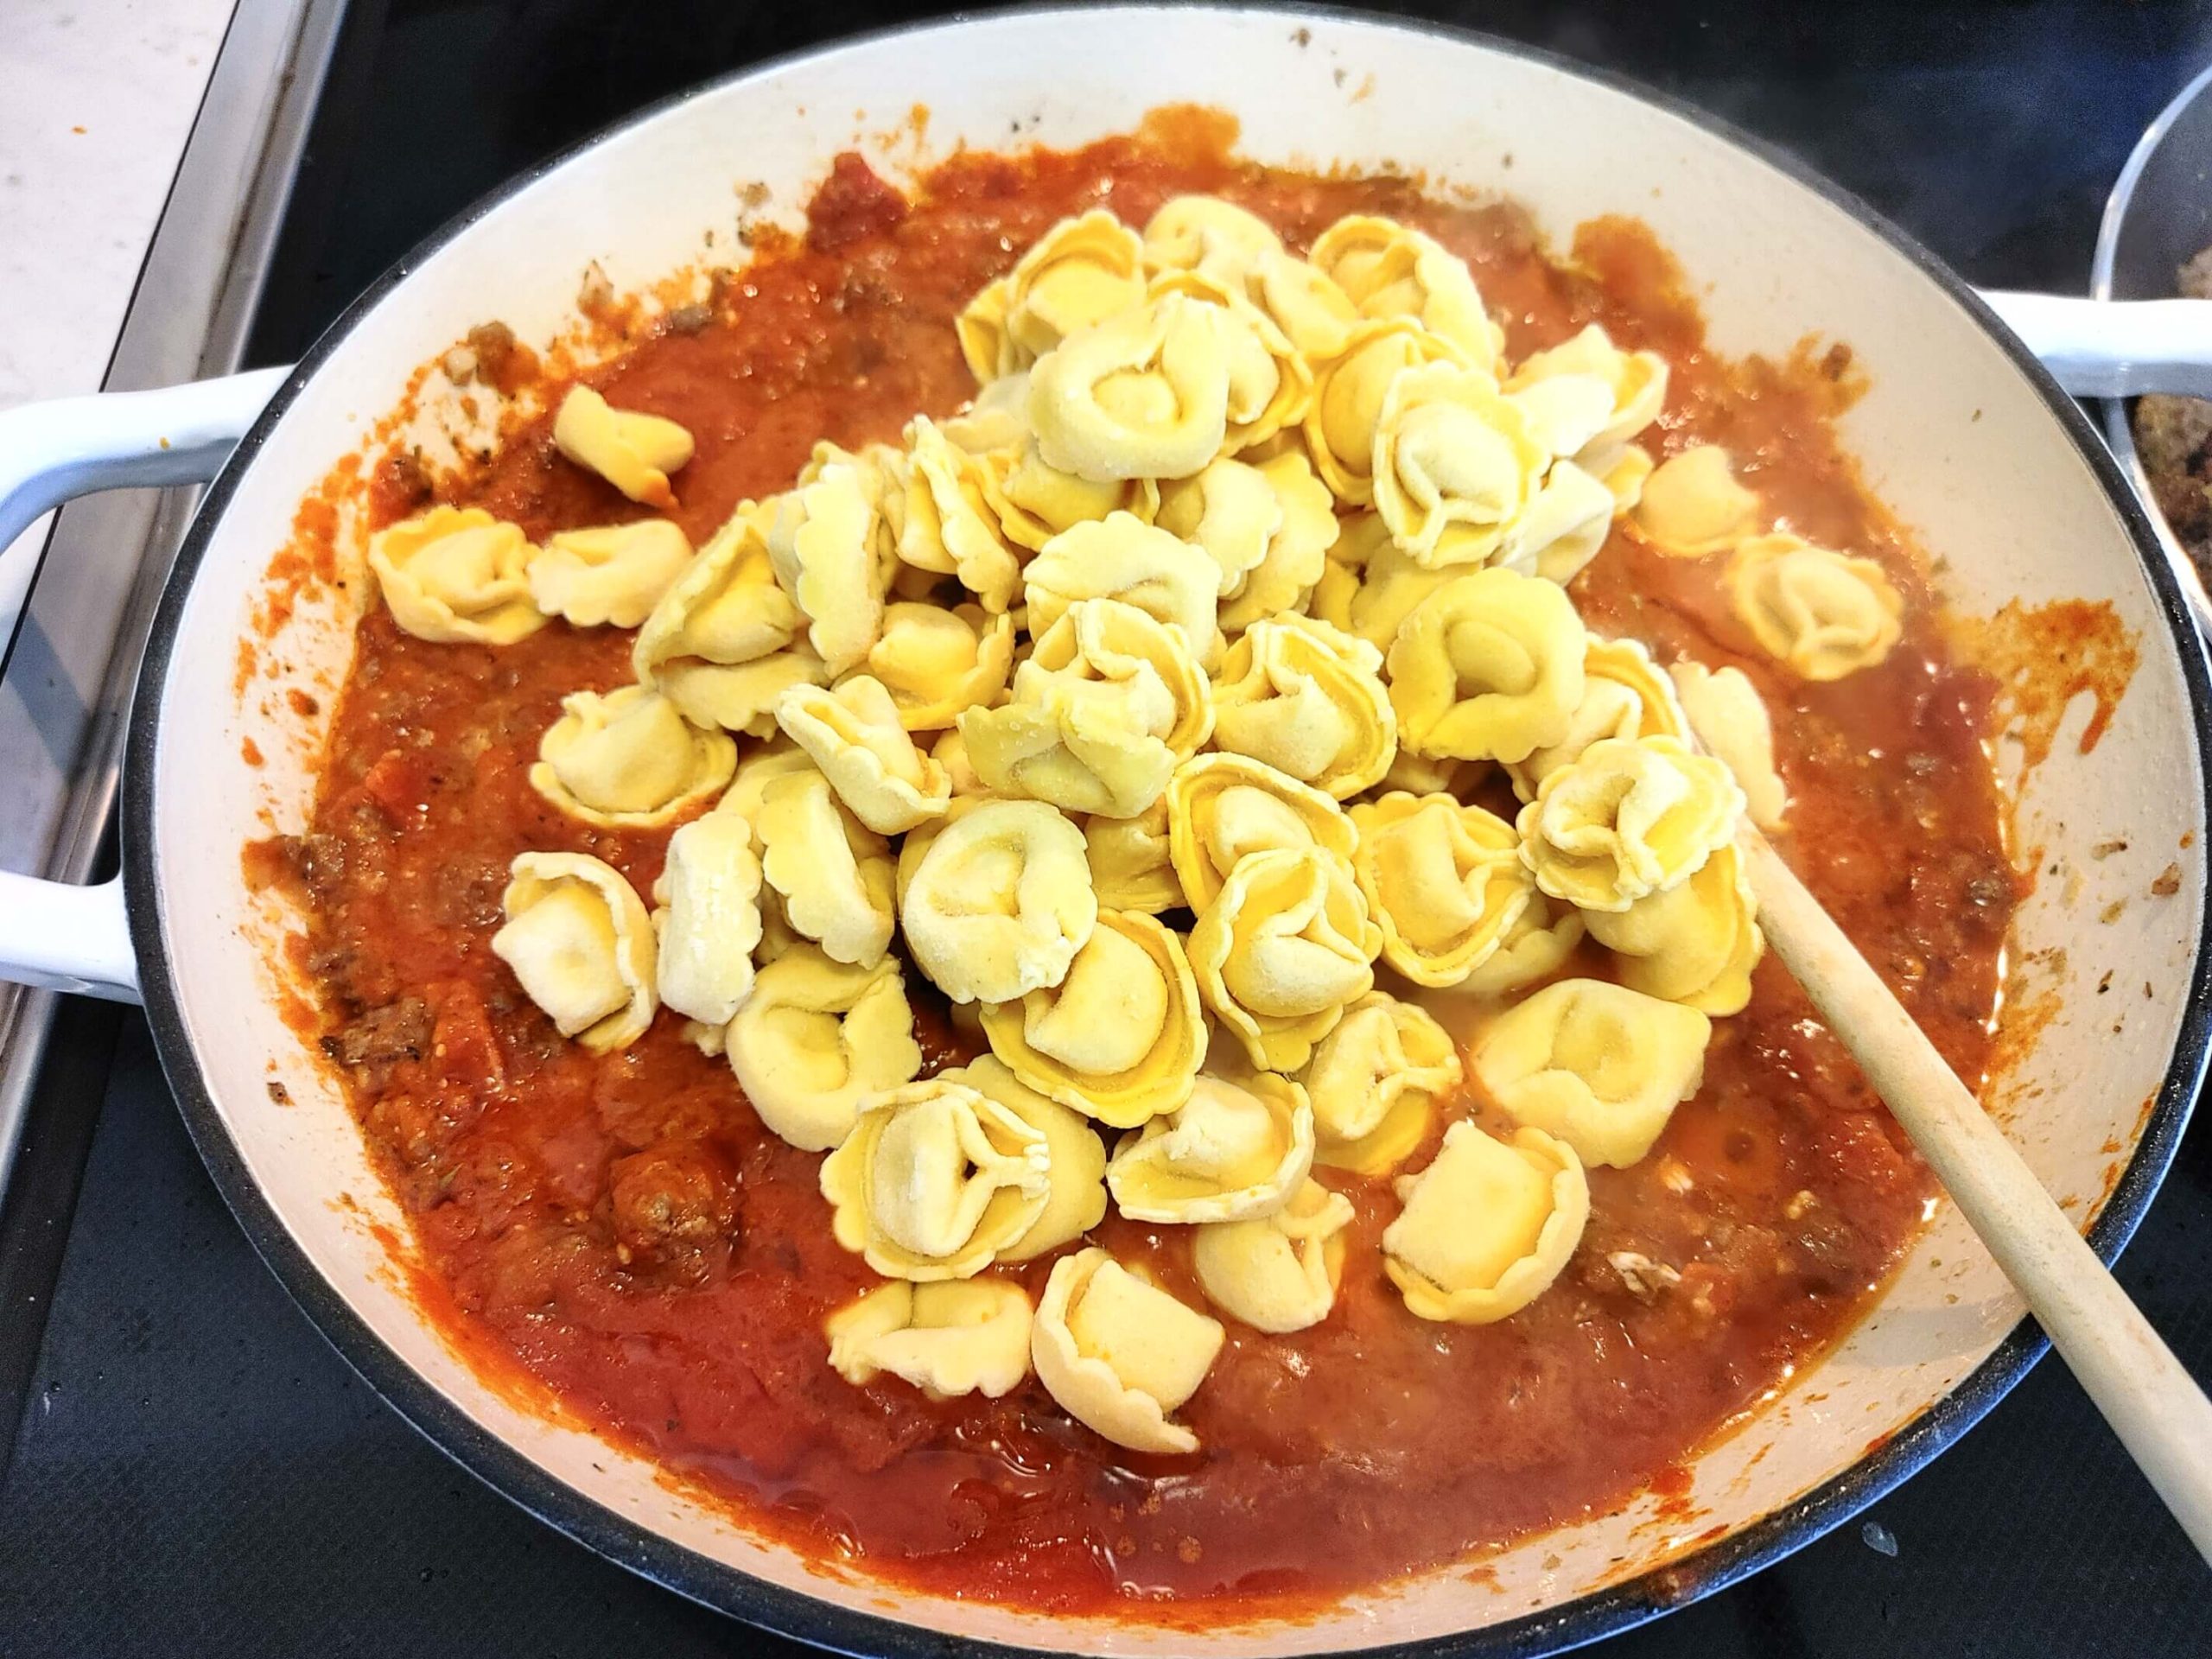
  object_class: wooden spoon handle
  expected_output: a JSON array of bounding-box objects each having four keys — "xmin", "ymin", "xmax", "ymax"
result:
[{"xmin": 1739, "ymin": 830, "xmax": 2212, "ymax": 1561}]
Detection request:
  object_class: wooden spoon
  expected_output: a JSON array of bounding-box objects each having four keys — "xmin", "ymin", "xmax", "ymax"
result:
[{"xmin": 1739, "ymin": 828, "xmax": 2212, "ymax": 1561}]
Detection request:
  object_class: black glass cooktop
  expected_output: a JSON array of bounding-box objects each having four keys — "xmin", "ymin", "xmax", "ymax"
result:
[{"xmin": 3, "ymin": 3, "xmax": 2209, "ymax": 1654}]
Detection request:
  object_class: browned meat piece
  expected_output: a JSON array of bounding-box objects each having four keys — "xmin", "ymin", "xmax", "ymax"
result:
[
  {"xmin": 2134, "ymin": 392, "xmax": 2212, "ymax": 479},
  {"xmin": 610, "ymin": 1139, "xmax": 741, "ymax": 1268},
  {"xmin": 322, "ymin": 995, "xmax": 430, "ymax": 1074}
]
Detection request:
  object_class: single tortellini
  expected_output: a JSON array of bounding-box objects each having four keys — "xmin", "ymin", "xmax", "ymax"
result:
[
  {"xmin": 825, "ymin": 1280, "xmax": 1033, "ymax": 1401},
  {"xmin": 1309, "ymin": 533, "xmax": 1453, "ymax": 654},
  {"xmin": 1631, "ymin": 444, "xmax": 1760, "ymax": 556},
  {"xmin": 1506, "ymin": 636, "xmax": 1688, "ymax": 801},
  {"xmin": 1387, "ymin": 567, "xmax": 1588, "ymax": 764},
  {"xmin": 1470, "ymin": 977, "xmax": 1711, "ymax": 1167},
  {"xmin": 632, "ymin": 508, "xmax": 809, "ymax": 730},
  {"xmin": 1303, "ymin": 317, "xmax": 1469, "ymax": 503},
  {"xmin": 1585, "ymin": 842, "xmax": 1764, "ymax": 1015},
  {"xmin": 1192, "ymin": 1179, "xmax": 1357, "ymax": 1334},
  {"xmin": 1248, "ymin": 247, "xmax": 1363, "ymax": 360},
  {"xmin": 1022, "ymin": 513, "xmax": 1221, "ymax": 663},
  {"xmin": 774, "ymin": 676, "xmax": 950, "ymax": 835},
  {"xmin": 1001, "ymin": 210, "xmax": 1149, "ymax": 365},
  {"xmin": 1190, "ymin": 846, "xmax": 1380, "ymax": 1072},
  {"xmin": 1450, "ymin": 891, "xmax": 1586, "ymax": 1001},
  {"xmin": 1382, "ymin": 1122, "xmax": 1589, "ymax": 1324},
  {"xmin": 368, "ymin": 505, "xmax": 546, "ymax": 645},
  {"xmin": 1032, "ymin": 1247, "xmax": 1224, "ymax": 1456},
  {"xmin": 1106, "ymin": 1071, "xmax": 1314, "ymax": 1224},
  {"xmin": 1147, "ymin": 268, "xmax": 1313, "ymax": 454},
  {"xmin": 760, "ymin": 449, "xmax": 889, "ymax": 677},
  {"xmin": 957, "ymin": 1054, "xmax": 1109, "ymax": 1262},
  {"xmin": 981, "ymin": 909, "xmax": 1205, "ymax": 1128},
  {"xmin": 861, "ymin": 602, "xmax": 1015, "ymax": 731},
  {"xmin": 1154, "ymin": 454, "xmax": 1283, "ymax": 598},
  {"xmin": 1669, "ymin": 660, "xmax": 1788, "ymax": 830},
  {"xmin": 1083, "ymin": 798, "xmax": 1183, "ymax": 914},
  {"xmin": 978, "ymin": 435, "xmax": 1161, "ymax": 553},
  {"xmin": 1497, "ymin": 456, "xmax": 1620, "ymax": 588},
  {"xmin": 1350, "ymin": 791, "xmax": 1533, "ymax": 988},
  {"xmin": 1211, "ymin": 613, "xmax": 1396, "ymax": 799},
  {"xmin": 552, "ymin": 385, "xmax": 695, "ymax": 509},
  {"xmin": 960, "ymin": 597, "xmax": 1212, "ymax": 817},
  {"xmin": 1027, "ymin": 292, "xmax": 1231, "ymax": 482},
  {"xmin": 1503, "ymin": 324, "xmax": 1668, "ymax": 466},
  {"xmin": 1726, "ymin": 533, "xmax": 1904, "ymax": 682},
  {"xmin": 754, "ymin": 767, "xmax": 898, "ymax": 966},
  {"xmin": 893, "ymin": 417, "xmax": 1024, "ymax": 611},
  {"xmin": 1371, "ymin": 365, "xmax": 1548, "ymax": 568},
  {"xmin": 900, "ymin": 798, "xmax": 1097, "ymax": 1004},
  {"xmin": 1309, "ymin": 216, "xmax": 1503, "ymax": 371},
  {"xmin": 526, "ymin": 519, "xmax": 691, "ymax": 628},
  {"xmin": 1516, "ymin": 734, "xmax": 1744, "ymax": 912},
  {"xmin": 491, "ymin": 851, "xmax": 657, "ymax": 1053},
  {"xmin": 1165, "ymin": 752, "xmax": 1357, "ymax": 914},
  {"xmin": 652, "ymin": 810, "xmax": 763, "ymax": 1027},
  {"xmin": 725, "ymin": 947, "xmax": 921, "ymax": 1150},
  {"xmin": 819, "ymin": 1077, "xmax": 1052, "ymax": 1280},
  {"xmin": 1141, "ymin": 194, "xmax": 1283, "ymax": 287},
  {"xmin": 1300, "ymin": 991, "xmax": 1462, "ymax": 1179},
  {"xmin": 529, "ymin": 685, "xmax": 736, "ymax": 829},
  {"xmin": 1214, "ymin": 451, "xmax": 1341, "ymax": 635}
]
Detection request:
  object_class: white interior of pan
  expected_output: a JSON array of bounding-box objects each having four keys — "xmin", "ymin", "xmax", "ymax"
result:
[{"xmin": 148, "ymin": 8, "xmax": 2203, "ymax": 1652}]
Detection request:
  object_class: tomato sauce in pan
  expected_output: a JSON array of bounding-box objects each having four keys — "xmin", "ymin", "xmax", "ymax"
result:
[{"xmin": 247, "ymin": 127, "xmax": 2018, "ymax": 1615}]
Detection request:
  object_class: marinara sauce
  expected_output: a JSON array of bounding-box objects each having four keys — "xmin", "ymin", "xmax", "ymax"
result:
[{"xmin": 249, "ymin": 125, "xmax": 2017, "ymax": 1616}]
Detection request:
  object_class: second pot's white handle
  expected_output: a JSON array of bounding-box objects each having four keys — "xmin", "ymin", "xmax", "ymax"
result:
[
  {"xmin": 1978, "ymin": 291, "xmax": 2212, "ymax": 397},
  {"xmin": 0, "ymin": 365, "xmax": 291, "ymax": 1006}
]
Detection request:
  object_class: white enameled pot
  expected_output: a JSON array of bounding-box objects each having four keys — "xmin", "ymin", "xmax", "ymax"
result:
[{"xmin": 0, "ymin": 10, "xmax": 2205, "ymax": 1655}]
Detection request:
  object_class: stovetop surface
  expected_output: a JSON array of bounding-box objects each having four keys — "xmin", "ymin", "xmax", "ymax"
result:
[{"xmin": 3, "ymin": 3, "xmax": 2209, "ymax": 1653}]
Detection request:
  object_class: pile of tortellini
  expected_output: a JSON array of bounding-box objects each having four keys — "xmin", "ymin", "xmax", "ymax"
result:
[{"xmin": 365, "ymin": 194, "xmax": 1906, "ymax": 1459}]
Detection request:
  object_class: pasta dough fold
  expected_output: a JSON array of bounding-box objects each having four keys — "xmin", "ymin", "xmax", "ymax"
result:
[
  {"xmin": 1586, "ymin": 842, "xmax": 1764, "ymax": 1014},
  {"xmin": 1106, "ymin": 1072, "xmax": 1314, "ymax": 1224},
  {"xmin": 1383, "ymin": 1122, "xmax": 1588, "ymax": 1324},
  {"xmin": 900, "ymin": 799, "xmax": 1097, "ymax": 1004},
  {"xmin": 1309, "ymin": 216, "xmax": 1503, "ymax": 370},
  {"xmin": 1386, "ymin": 567, "xmax": 1587, "ymax": 763},
  {"xmin": 774, "ymin": 676, "xmax": 950, "ymax": 834},
  {"xmin": 652, "ymin": 810, "xmax": 763, "ymax": 1027},
  {"xmin": 1210, "ymin": 613, "xmax": 1396, "ymax": 799},
  {"xmin": 1189, "ymin": 846, "xmax": 1380, "ymax": 1072},
  {"xmin": 1301, "ymin": 992, "xmax": 1461, "ymax": 1177},
  {"xmin": 529, "ymin": 685, "xmax": 736, "ymax": 828},
  {"xmin": 1192, "ymin": 1179, "xmax": 1356, "ymax": 1333},
  {"xmin": 1669, "ymin": 660, "xmax": 1788, "ymax": 830},
  {"xmin": 725, "ymin": 947, "xmax": 922, "ymax": 1151},
  {"xmin": 754, "ymin": 767, "xmax": 899, "ymax": 966},
  {"xmin": 825, "ymin": 1281, "xmax": 1033, "ymax": 1401},
  {"xmin": 491, "ymin": 852, "xmax": 657, "ymax": 1053},
  {"xmin": 553, "ymin": 385, "xmax": 695, "ymax": 509},
  {"xmin": 1028, "ymin": 292, "xmax": 1231, "ymax": 481},
  {"xmin": 1516, "ymin": 734, "xmax": 1744, "ymax": 912},
  {"xmin": 369, "ymin": 505, "xmax": 545, "ymax": 645},
  {"xmin": 1166, "ymin": 753, "xmax": 1357, "ymax": 915},
  {"xmin": 860, "ymin": 602, "xmax": 1015, "ymax": 732},
  {"xmin": 1631, "ymin": 445, "xmax": 1759, "ymax": 556},
  {"xmin": 1370, "ymin": 365, "xmax": 1548, "ymax": 568},
  {"xmin": 1032, "ymin": 1249, "xmax": 1224, "ymax": 1455},
  {"xmin": 528, "ymin": 519, "xmax": 691, "ymax": 628},
  {"xmin": 1350, "ymin": 791, "xmax": 1532, "ymax": 988}
]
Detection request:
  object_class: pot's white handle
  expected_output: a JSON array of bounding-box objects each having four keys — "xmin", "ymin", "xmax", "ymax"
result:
[
  {"xmin": 0, "ymin": 365, "xmax": 291, "ymax": 1007},
  {"xmin": 1978, "ymin": 291, "xmax": 2212, "ymax": 397}
]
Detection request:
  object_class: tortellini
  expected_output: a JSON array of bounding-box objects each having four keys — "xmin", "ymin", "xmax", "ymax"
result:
[
  {"xmin": 725, "ymin": 947, "xmax": 922, "ymax": 1151},
  {"xmin": 1021, "ymin": 514, "xmax": 1221, "ymax": 664},
  {"xmin": 1192, "ymin": 1179, "xmax": 1357, "ymax": 1334},
  {"xmin": 1502, "ymin": 324, "xmax": 1667, "ymax": 467},
  {"xmin": 1189, "ymin": 846, "xmax": 1380, "ymax": 1072},
  {"xmin": 1212, "ymin": 452, "xmax": 1340, "ymax": 635},
  {"xmin": 552, "ymin": 385, "xmax": 695, "ymax": 509},
  {"xmin": 892, "ymin": 418, "xmax": 1024, "ymax": 611},
  {"xmin": 1106, "ymin": 1071, "xmax": 1313, "ymax": 1223},
  {"xmin": 491, "ymin": 852, "xmax": 657, "ymax": 1053},
  {"xmin": 981, "ymin": 909, "xmax": 1205, "ymax": 1128},
  {"xmin": 774, "ymin": 676, "xmax": 950, "ymax": 835},
  {"xmin": 368, "ymin": 505, "xmax": 546, "ymax": 645},
  {"xmin": 1669, "ymin": 660, "xmax": 1788, "ymax": 830},
  {"xmin": 754, "ymin": 767, "xmax": 898, "ymax": 966},
  {"xmin": 1303, "ymin": 316, "xmax": 1469, "ymax": 503},
  {"xmin": 1506, "ymin": 635, "xmax": 1688, "ymax": 801},
  {"xmin": 652, "ymin": 809, "xmax": 763, "ymax": 1027},
  {"xmin": 1083, "ymin": 798, "xmax": 1183, "ymax": 914},
  {"xmin": 1386, "ymin": 567, "xmax": 1587, "ymax": 763},
  {"xmin": 1382, "ymin": 1122, "xmax": 1589, "ymax": 1324},
  {"xmin": 820, "ymin": 1077, "xmax": 1052, "ymax": 1279},
  {"xmin": 1301, "ymin": 991, "xmax": 1462, "ymax": 1178},
  {"xmin": 1370, "ymin": 365, "xmax": 1548, "ymax": 568},
  {"xmin": 899, "ymin": 798, "xmax": 1096, "ymax": 1004},
  {"xmin": 632, "ymin": 508, "xmax": 809, "ymax": 732},
  {"xmin": 979, "ymin": 435, "xmax": 1162, "ymax": 553},
  {"xmin": 960, "ymin": 210, "xmax": 1147, "ymax": 381},
  {"xmin": 1309, "ymin": 216, "xmax": 1503, "ymax": 371},
  {"xmin": 1450, "ymin": 891, "xmax": 1585, "ymax": 1001},
  {"xmin": 959, "ymin": 597, "xmax": 1212, "ymax": 817},
  {"xmin": 1210, "ymin": 614, "xmax": 1396, "ymax": 799},
  {"xmin": 1148, "ymin": 269, "xmax": 1313, "ymax": 455},
  {"xmin": 1470, "ymin": 977, "xmax": 1711, "ymax": 1167},
  {"xmin": 1028, "ymin": 292, "xmax": 1231, "ymax": 481},
  {"xmin": 760, "ymin": 448, "xmax": 890, "ymax": 677},
  {"xmin": 957, "ymin": 1055, "xmax": 1109, "ymax": 1262},
  {"xmin": 1309, "ymin": 532, "xmax": 1454, "ymax": 654},
  {"xmin": 1032, "ymin": 1248, "xmax": 1224, "ymax": 1456},
  {"xmin": 1585, "ymin": 842, "xmax": 1764, "ymax": 1015},
  {"xmin": 526, "ymin": 519, "xmax": 691, "ymax": 628},
  {"xmin": 1516, "ymin": 734, "xmax": 1744, "ymax": 912},
  {"xmin": 529, "ymin": 685, "xmax": 736, "ymax": 828},
  {"xmin": 1350, "ymin": 791, "xmax": 1532, "ymax": 988},
  {"xmin": 1631, "ymin": 444, "xmax": 1760, "ymax": 556},
  {"xmin": 1499, "ymin": 456, "xmax": 1625, "ymax": 588},
  {"xmin": 1727, "ymin": 533, "xmax": 1904, "ymax": 681},
  {"xmin": 1154, "ymin": 454, "xmax": 1288, "ymax": 599},
  {"xmin": 1141, "ymin": 194, "xmax": 1282, "ymax": 287},
  {"xmin": 825, "ymin": 1281, "xmax": 1033, "ymax": 1401},
  {"xmin": 855, "ymin": 601, "xmax": 1015, "ymax": 733},
  {"xmin": 1166, "ymin": 753, "xmax": 1357, "ymax": 914}
]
